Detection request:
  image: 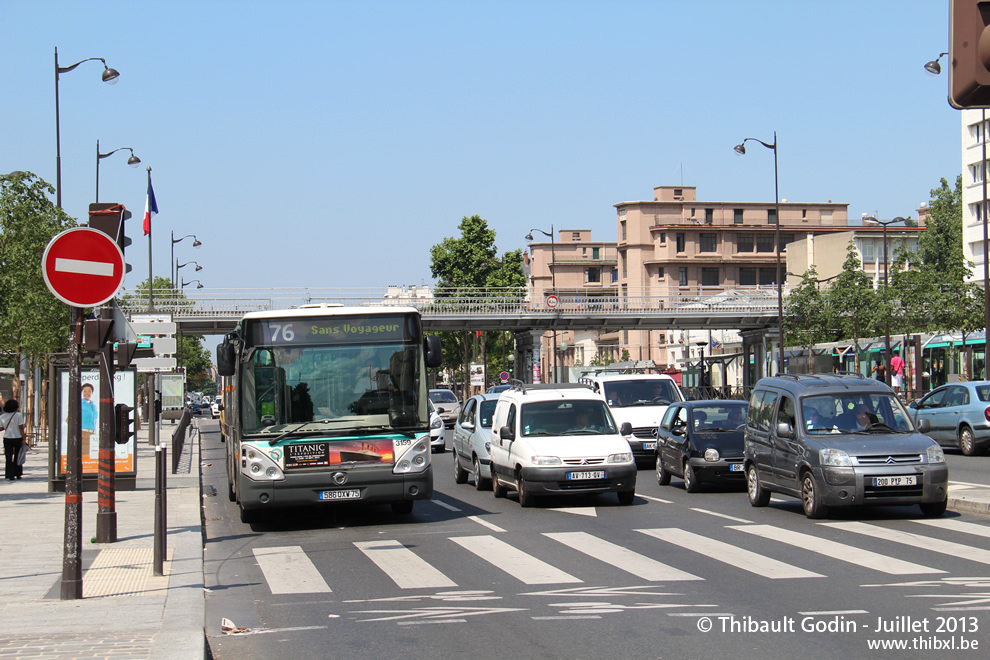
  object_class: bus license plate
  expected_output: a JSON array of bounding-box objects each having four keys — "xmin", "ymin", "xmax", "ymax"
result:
[
  {"xmin": 873, "ymin": 475, "xmax": 917, "ymax": 487},
  {"xmin": 567, "ymin": 471, "xmax": 606, "ymax": 480},
  {"xmin": 642, "ymin": 442, "xmax": 657, "ymax": 450},
  {"xmin": 319, "ymin": 489, "xmax": 361, "ymax": 501}
]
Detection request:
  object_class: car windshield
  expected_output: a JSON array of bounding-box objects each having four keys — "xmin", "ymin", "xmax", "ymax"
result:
[
  {"xmin": 479, "ymin": 400, "xmax": 498, "ymax": 428},
  {"xmin": 602, "ymin": 379, "xmax": 680, "ymax": 408},
  {"xmin": 691, "ymin": 403, "xmax": 748, "ymax": 431},
  {"xmin": 429, "ymin": 390, "xmax": 457, "ymax": 403},
  {"xmin": 802, "ymin": 393, "xmax": 914, "ymax": 434},
  {"xmin": 520, "ymin": 400, "xmax": 618, "ymax": 437}
]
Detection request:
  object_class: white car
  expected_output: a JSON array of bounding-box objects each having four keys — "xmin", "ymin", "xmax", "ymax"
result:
[
  {"xmin": 488, "ymin": 383, "xmax": 636, "ymax": 506},
  {"xmin": 428, "ymin": 398, "xmax": 445, "ymax": 453}
]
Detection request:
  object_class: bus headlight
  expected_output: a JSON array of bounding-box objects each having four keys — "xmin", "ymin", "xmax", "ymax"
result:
[
  {"xmin": 240, "ymin": 444, "xmax": 285, "ymax": 481},
  {"xmin": 394, "ymin": 437, "xmax": 431, "ymax": 474}
]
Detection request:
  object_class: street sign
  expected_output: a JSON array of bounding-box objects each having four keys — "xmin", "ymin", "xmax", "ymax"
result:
[
  {"xmin": 130, "ymin": 322, "xmax": 177, "ymax": 335},
  {"xmin": 500, "ymin": 371, "xmax": 510, "ymax": 382},
  {"xmin": 545, "ymin": 295, "xmax": 559, "ymax": 309},
  {"xmin": 134, "ymin": 357, "xmax": 178, "ymax": 372},
  {"xmin": 42, "ymin": 227, "xmax": 126, "ymax": 307}
]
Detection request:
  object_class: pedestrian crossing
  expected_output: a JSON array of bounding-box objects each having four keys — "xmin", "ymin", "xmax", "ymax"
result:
[{"xmin": 250, "ymin": 518, "xmax": 990, "ymax": 597}]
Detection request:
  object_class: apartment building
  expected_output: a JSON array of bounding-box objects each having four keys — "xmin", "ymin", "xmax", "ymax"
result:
[{"xmin": 962, "ymin": 109, "xmax": 989, "ymax": 284}]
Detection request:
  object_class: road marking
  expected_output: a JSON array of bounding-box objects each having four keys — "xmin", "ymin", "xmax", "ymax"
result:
[
  {"xmin": 728, "ymin": 525, "xmax": 943, "ymax": 575},
  {"xmin": 799, "ymin": 610, "xmax": 869, "ymax": 616},
  {"xmin": 689, "ymin": 508, "xmax": 752, "ymax": 524},
  {"xmin": 354, "ymin": 540, "xmax": 457, "ymax": 589},
  {"xmin": 451, "ymin": 535, "xmax": 582, "ymax": 584},
  {"xmin": 637, "ymin": 528, "xmax": 824, "ymax": 579},
  {"xmin": 467, "ymin": 515, "xmax": 506, "ymax": 533},
  {"xmin": 431, "ymin": 500, "xmax": 461, "ymax": 512},
  {"xmin": 638, "ymin": 495, "xmax": 673, "ymax": 504},
  {"xmin": 911, "ymin": 518, "xmax": 990, "ymax": 539},
  {"xmin": 821, "ymin": 522, "xmax": 990, "ymax": 565},
  {"xmin": 547, "ymin": 507, "xmax": 597, "ymax": 517},
  {"xmin": 252, "ymin": 546, "xmax": 332, "ymax": 594},
  {"xmin": 54, "ymin": 257, "xmax": 115, "ymax": 277},
  {"xmin": 544, "ymin": 532, "xmax": 702, "ymax": 582}
]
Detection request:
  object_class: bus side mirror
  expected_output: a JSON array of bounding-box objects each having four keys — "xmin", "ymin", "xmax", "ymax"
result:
[
  {"xmin": 217, "ymin": 339, "xmax": 236, "ymax": 377},
  {"xmin": 424, "ymin": 336, "xmax": 442, "ymax": 368}
]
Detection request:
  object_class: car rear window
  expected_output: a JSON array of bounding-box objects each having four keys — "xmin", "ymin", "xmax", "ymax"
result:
[
  {"xmin": 430, "ymin": 390, "xmax": 457, "ymax": 403},
  {"xmin": 976, "ymin": 385, "xmax": 990, "ymax": 402}
]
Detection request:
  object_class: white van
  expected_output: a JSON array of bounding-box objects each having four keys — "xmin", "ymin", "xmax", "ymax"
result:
[
  {"xmin": 488, "ymin": 383, "xmax": 636, "ymax": 507},
  {"xmin": 578, "ymin": 373, "xmax": 684, "ymax": 466}
]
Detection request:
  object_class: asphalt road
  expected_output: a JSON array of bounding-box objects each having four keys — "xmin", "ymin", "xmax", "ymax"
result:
[{"xmin": 202, "ymin": 425, "xmax": 990, "ymax": 660}]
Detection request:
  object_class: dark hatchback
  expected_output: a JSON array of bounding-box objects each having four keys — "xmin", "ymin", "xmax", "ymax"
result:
[{"xmin": 655, "ymin": 400, "xmax": 749, "ymax": 492}]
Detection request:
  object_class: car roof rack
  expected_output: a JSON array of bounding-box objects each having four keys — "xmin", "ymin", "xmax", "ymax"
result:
[{"xmin": 508, "ymin": 380, "xmax": 593, "ymax": 395}]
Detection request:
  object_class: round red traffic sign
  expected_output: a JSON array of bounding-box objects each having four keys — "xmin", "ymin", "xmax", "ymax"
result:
[
  {"xmin": 42, "ymin": 227, "xmax": 125, "ymax": 307},
  {"xmin": 546, "ymin": 294, "xmax": 559, "ymax": 309}
]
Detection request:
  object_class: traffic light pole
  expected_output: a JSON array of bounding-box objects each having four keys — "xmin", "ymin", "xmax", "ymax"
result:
[
  {"xmin": 96, "ymin": 304, "xmax": 117, "ymax": 543},
  {"xmin": 153, "ymin": 373, "xmax": 167, "ymax": 576},
  {"xmin": 61, "ymin": 308, "xmax": 84, "ymax": 600}
]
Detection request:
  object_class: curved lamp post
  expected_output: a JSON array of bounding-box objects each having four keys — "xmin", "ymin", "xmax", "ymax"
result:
[
  {"xmin": 95, "ymin": 140, "xmax": 140, "ymax": 203},
  {"xmin": 927, "ymin": 54, "xmax": 990, "ymax": 379},
  {"xmin": 176, "ymin": 261, "xmax": 203, "ymax": 295},
  {"xmin": 171, "ymin": 233, "xmax": 202, "ymax": 288},
  {"xmin": 526, "ymin": 226, "xmax": 556, "ymax": 383},
  {"xmin": 181, "ymin": 279, "xmax": 204, "ymax": 290},
  {"xmin": 55, "ymin": 47, "xmax": 120, "ymax": 208},
  {"xmin": 734, "ymin": 133, "xmax": 783, "ymax": 375}
]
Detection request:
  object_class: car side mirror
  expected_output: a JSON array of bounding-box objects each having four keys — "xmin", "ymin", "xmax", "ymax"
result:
[
  {"xmin": 917, "ymin": 418, "xmax": 931, "ymax": 433},
  {"xmin": 436, "ymin": 406, "xmax": 446, "ymax": 414},
  {"xmin": 462, "ymin": 421, "xmax": 474, "ymax": 431},
  {"xmin": 672, "ymin": 427, "xmax": 685, "ymax": 436},
  {"xmin": 619, "ymin": 422, "xmax": 633, "ymax": 436},
  {"xmin": 776, "ymin": 421, "xmax": 794, "ymax": 438},
  {"xmin": 499, "ymin": 426, "xmax": 515, "ymax": 442}
]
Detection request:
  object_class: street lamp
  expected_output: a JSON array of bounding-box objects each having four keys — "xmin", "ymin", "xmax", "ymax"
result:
[
  {"xmin": 181, "ymin": 279, "xmax": 204, "ymax": 290},
  {"xmin": 95, "ymin": 140, "xmax": 140, "ymax": 203},
  {"xmin": 926, "ymin": 56, "xmax": 990, "ymax": 379},
  {"xmin": 171, "ymin": 233, "xmax": 202, "ymax": 288},
  {"xmin": 734, "ymin": 133, "xmax": 783, "ymax": 375},
  {"xmin": 55, "ymin": 47, "xmax": 120, "ymax": 208},
  {"xmin": 176, "ymin": 260, "xmax": 202, "ymax": 278},
  {"xmin": 863, "ymin": 215, "xmax": 906, "ymax": 387},
  {"xmin": 526, "ymin": 225, "xmax": 556, "ymax": 383}
]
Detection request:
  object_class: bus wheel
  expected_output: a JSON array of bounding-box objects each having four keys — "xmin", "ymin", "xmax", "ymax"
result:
[{"xmin": 391, "ymin": 500, "xmax": 414, "ymax": 514}]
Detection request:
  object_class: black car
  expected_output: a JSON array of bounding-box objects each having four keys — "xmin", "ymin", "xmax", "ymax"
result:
[{"xmin": 655, "ymin": 400, "xmax": 748, "ymax": 492}]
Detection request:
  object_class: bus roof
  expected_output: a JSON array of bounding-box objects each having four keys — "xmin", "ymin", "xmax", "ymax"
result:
[{"xmin": 241, "ymin": 305, "xmax": 419, "ymax": 321}]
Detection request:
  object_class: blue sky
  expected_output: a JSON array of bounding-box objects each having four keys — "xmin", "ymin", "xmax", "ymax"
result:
[{"xmin": 1, "ymin": 1, "xmax": 960, "ymax": 294}]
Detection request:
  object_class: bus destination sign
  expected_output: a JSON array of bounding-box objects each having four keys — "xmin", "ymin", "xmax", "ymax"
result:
[{"xmin": 247, "ymin": 315, "xmax": 412, "ymax": 347}]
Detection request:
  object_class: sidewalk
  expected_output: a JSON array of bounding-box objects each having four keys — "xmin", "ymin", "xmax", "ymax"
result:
[{"xmin": 0, "ymin": 421, "xmax": 205, "ymax": 660}]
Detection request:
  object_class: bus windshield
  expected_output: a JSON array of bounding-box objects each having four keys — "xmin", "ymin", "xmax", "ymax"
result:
[{"xmin": 241, "ymin": 339, "xmax": 426, "ymax": 434}]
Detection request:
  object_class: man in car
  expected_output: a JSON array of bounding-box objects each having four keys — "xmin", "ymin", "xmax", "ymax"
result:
[
  {"xmin": 855, "ymin": 403, "xmax": 879, "ymax": 430},
  {"xmin": 727, "ymin": 407, "xmax": 745, "ymax": 429}
]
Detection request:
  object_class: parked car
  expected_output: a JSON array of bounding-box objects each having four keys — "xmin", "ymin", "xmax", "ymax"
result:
[
  {"xmin": 211, "ymin": 401, "xmax": 221, "ymax": 418},
  {"xmin": 452, "ymin": 393, "xmax": 502, "ymax": 490},
  {"xmin": 655, "ymin": 400, "xmax": 748, "ymax": 492},
  {"xmin": 428, "ymin": 399, "xmax": 445, "ymax": 453},
  {"xmin": 578, "ymin": 373, "xmax": 684, "ymax": 467},
  {"xmin": 488, "ymin": 383, "xmax": 636, "ymax": 506},
  {"xmin": 909, "ymin": 381, "xmax": 990, "ymax": 455},
  {"xmin": 744, "ymin": 373, "xmax": 948, "ymax": 519},
  {"xmin": 428, "ymin": 389, "xmax": 461, "ymax": 428}
]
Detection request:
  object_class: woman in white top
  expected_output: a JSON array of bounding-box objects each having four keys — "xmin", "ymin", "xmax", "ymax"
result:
[{"xmin": 2, "ymin": 399, "xmax": 28, "ymax": 480}]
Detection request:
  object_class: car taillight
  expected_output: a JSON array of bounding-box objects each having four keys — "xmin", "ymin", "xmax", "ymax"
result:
[{"xmin": 984, "ymin": 406, "xmax": 990, "ymax": 422}]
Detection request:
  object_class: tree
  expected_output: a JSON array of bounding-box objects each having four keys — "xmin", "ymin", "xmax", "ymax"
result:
[
  {"xmin": 784, "ymin": 265, "xmax": 833, "ymax": 372},
  {"xmin": 829, "ymin": 241, "xmax": 879, "ymax": 372},
  {"xmin": 0, "ymin": 172, "xmax": 77, "ymax": 395}
]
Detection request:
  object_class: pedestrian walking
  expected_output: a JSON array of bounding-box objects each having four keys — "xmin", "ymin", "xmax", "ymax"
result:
[
  {"xmin": 2, "ymin": 399, "xmax": 28, "ymax": 480},
  {"xmin": 890, "ymin": 349, "xmax": 905, "ymax": 393},
  {"xmin": 872, "ymin": 359, "xmax": 886, "ymax": 382}
]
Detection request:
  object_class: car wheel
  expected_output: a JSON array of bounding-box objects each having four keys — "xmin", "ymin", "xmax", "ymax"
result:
[
  {"xmin": 617, "ymin": 490, "xmax": 636, "ymax": 506},
  {"xmin": 474, "ymin": 457, "xmax": 491, "ymax": 491},
  {"xmin": 453, "ymin": 452, "xmax": 468, "ymax": 484},
  {"xmin": 517, "ymin": 476, "xmax": 534, "ymax": 508},
  {"xmin": 801, "ymin": 471, "xmax": 829, "ymax": 519},
  {"xmin": 656, "ymin": 454, "xmax": 671, "ymax": 486},
  {"xmin": 391, "ymin": 500, "xmax": 414, "ymax": 514},
  {"xmin": 920, "ymin": 498, "xmax": 947, "ymax": 517},
  {"xmin": 747, "ymin": 464, "xmax": 770, "ymax": 507},
  {"xmin": 959, "ymin": 426, "xmax": 977, "ymax": 456},
  {"xmin": 683, "ymin": 461, "xmax": 701, "ymax": 493},
  {"xmin": 492, "ymin": 469, "xmax": 507, "ymax": 498}
]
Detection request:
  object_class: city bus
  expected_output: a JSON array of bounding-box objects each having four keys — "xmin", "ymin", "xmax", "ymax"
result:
[{"xmin": 216, "ymin": 305, "xmax": 442, "ymax": 523}]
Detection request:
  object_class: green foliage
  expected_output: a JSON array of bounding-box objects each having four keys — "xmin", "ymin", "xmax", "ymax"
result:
[
  {"xmin": 0, "ymin": 172, "xmax": 77, "ymax": 374},
  {"xmin": 918, "ymin": 176, "xmax": 967, "ymax": 281},
  {"xmin": 829, "ymin": 241, "xmax": 879, "ymax": 368},
  {"xmin": 785, "ymin": 265, "xmax": 833, "ymax": 370}
]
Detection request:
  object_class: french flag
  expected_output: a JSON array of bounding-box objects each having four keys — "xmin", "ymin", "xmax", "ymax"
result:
[{"xmin": 143, "ymin": 177, "xmax": 158, "ymax": 236}]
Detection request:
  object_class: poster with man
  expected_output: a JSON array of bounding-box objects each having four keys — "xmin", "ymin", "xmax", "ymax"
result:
[{"xmin": 58, "ymin": 369, "xmax": 136, "ymax": 476}]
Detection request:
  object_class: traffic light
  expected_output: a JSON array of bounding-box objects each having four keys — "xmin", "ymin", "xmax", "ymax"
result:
[
  {"xmin": 88, "ymin": 203, "xmax": 133, "ymax": 273},
  {"xmin": 115, "ymin": 403, "xmax": 134, "ymax": 445},
  {"xmin": 949, "ymin": 0, "xmax": 990, "ymax": 108},
  {"xmin": 83, "ymin": 318, "xmax": 114, "ymax": 353},
  {"xmin": 116, "ymin": 342, "xmax": 138, "ymax": 369}
]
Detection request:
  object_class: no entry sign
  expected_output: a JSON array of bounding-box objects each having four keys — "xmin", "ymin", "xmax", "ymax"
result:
[{"xmin": 42, "ymin": 227, "xmax": 126, "ymax": 307}]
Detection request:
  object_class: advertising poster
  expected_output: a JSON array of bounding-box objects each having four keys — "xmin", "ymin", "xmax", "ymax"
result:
[
  {"xmin": 282, "ymin": 439, "xmax": 395, "ymax": 470},
  {"xmin": 58, "ymin": 369, "xmax": 136, "ymax": 476},
  {"xmin": 470, "ymin": 363, "xmax": 485, "ymax": 388}
]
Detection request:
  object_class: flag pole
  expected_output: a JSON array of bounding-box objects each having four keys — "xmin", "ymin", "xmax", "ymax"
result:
[{"xmin": 146, "ymin": 166, "xmax": 154, "ymax": 312}]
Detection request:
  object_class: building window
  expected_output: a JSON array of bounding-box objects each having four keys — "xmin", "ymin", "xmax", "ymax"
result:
[
  {"xmin": 756, "ymin": 234, "xmax": 775, "ymax": 253},
  {"xmin": 734, "ymin": 209, "xmax": 744, "ymax": 224},
  {"xmin": 620, "ymin": 220, "xmax": 627, "ymax": 240},
  {"xmin": 737, "ymin": 234, "xmax": 754, "ymax": 252},
  {"xmin": 821, "ymin": 211, "xmax": 833, "ymax": 225},
  {"xmin": 780, "ymin": 233, "xmax": 794, "ymax": 249},
  {"xmin": 611, "ymin": 267, "xmax": 618, "ymax": 282},
  {"xmin": 621, "ymin": 253, "xmax": 627, "ymax": 278},
  {"xmin": 701, "ymin": 268, "xmax": 719, "ymax": 286},
  {"xmin": 699, "ymin": 233, "xmax": 717, "ymax": 253},
  {"xmin": 571, "ymin": 232, "xmax": 581, "ymax": 240},
  {"xmin": 759, "ymin": 268, "xmax": 777, "ymax": 285},
  {"xmin": 585, "ymin": 267, "xmax": 601, "ymax": 283},
  {"xmin": 739, "ymin": 267, "xmax": 756, "ymax": 285},
  {"xmin": 676, "ymin": 233, "xmax": 686, "ymax": 253},
  {"xmin": 674, "ymin": 188, "xmax": 683, "ymax": 197},
  {"xmin": 659, "ymin": 232, "xmax": 666, "ymax": 244},
  {"xmin": 705, "ymin": 208, "xmax": 714, "ymax": 224},
  {"xmin": 802, "ymin": 209, "xmax": 807, "ymax": 218},
  {"xmin": 679, "ymin": 267, "xmax": 688, "ymax": 286},
  {"xmin": 768, "ymin": 209, "xmax": 777, "ymax": 225},
  {"xmin": 861, "ymin": 238, "xmax": 875, "ymax": 261},
  {"xmin": 592, "ymin": 247, "xmax": 600, "ymax": 259},
  {"xmin": 658, "ymin": 267, "xmax": 665, "ymax": 279}
]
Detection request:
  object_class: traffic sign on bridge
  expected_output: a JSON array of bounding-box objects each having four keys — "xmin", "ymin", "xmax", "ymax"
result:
[{"xmin": 42, "ymin": 227, "xmax": 125, "ymax": 307}]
